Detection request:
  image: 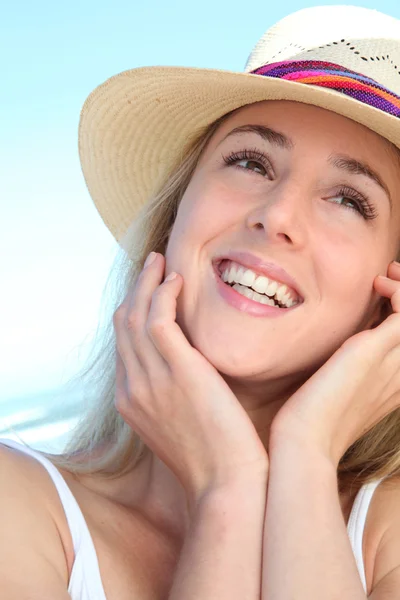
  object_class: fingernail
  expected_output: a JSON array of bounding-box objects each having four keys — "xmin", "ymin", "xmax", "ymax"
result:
[
  {"xmin": 165, "ymin": 272, "xmax": 177, "ymax": 282},
  {"xmin": 391, "ymin": 260, "xmax": 400, "ymax": 267},
  {"xmin": 144, "ymin": 252, "xmax": 157, "ymax": 268}
]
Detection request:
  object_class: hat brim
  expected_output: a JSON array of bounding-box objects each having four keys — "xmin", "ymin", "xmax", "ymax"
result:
[{"xmin": 78, "ymin": 66, "xmax": 400, "ymax": 243}]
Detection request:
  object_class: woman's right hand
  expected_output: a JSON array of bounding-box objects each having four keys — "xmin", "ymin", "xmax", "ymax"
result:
[{"xmin": 113, "ymin": 252, "xmax": 268, "ymax": 507}]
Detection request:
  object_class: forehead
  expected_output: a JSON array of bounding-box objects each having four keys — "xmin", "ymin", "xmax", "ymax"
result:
[
  {"xmin": 198, "ymin": 100, "xmax": 400, "ymax": 241},
  {"xmin": 210, "ymin": 100, "xmax": 400, "ymax": 157}
]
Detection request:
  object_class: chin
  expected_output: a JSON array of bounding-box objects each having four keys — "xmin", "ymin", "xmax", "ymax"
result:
[{"xmin": 186, "ymin": 324, "xmax": 282, "ymax": 379}]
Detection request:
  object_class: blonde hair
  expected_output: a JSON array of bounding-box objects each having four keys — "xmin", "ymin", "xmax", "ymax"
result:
[
  {"xmin": 50, "ymin": 111, "xmax": 231, "ymax": 477},
  {"xmin": 50, "ymin": 107, "xmax": 400, "ymax": 494}
]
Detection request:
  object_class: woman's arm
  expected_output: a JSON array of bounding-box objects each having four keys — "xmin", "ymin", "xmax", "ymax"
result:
[
  {"xmin": 114, "ymin": 253, "xmax": 270, "ymax": 598},
  {"xmin": 261, "ymin": 434, "xmax": 366, "ymax": 600},
  {"xmin": 258, "ymin": 267, "xmax": 400, "ymax": 600},
  {"xmin": 168, "ymin": 474, "xmax": 267, "ymax": 600}
]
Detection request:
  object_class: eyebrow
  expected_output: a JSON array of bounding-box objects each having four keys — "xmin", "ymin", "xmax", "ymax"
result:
[
  {"xmin": 220, "ymin": 124, "xmax": 294, "ymax": 150},
  {"xmin": 220, "ymin": 125, "xmax": 392, "ymax": 211},
  {"xmin": 328, "ymin": 155, "xmax": 392, "ymax": 211}
]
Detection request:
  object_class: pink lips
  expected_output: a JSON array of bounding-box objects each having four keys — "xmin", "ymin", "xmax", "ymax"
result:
[
  {"xmin": 213, "ymin": 266, "xmax": 299, "ymax": 317},
  {"xmin": 213, "ymin": 251, "xmax": 304, "ymax": 302}
]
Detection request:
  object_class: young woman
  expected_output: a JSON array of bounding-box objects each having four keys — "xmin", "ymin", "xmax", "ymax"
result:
[{"xmin": 3, "ymin": 5, "xmax": 400, "ymax": 599}]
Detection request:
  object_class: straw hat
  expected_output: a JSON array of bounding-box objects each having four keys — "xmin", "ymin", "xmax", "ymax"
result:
[{"xmin": 78, "ymin": 5, "xmax": 400, "ymax": 244}]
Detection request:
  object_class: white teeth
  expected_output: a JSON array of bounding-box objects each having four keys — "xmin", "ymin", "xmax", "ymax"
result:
[
  {"xmin": 240, "ymin": 269, "xmax": 256, "ymax": 287},
  {"xmin": 275, "ymin": 284, "xmax": 288, "ymax": 301},
  {"xmin": 259, "ymin": 295, "xmax": 274, "ymax": 306},
  {"xmin": 266, "ymin": 280, "xmax": 279, "ymax": 296},
  {"xmin": 233, "ymin": 283, "xmax": 276, "ymax": 306},
  {"xmin": 252, "ymin": 275, "xmax": 269, "ymax": 295},
  {"xmin": 221, "ymin": 262, "xmax": 298, "ymax": 308},
  {"xmin": 228, "ymin": 265, "xmax": 236, "ymax": 284},
  {"xmin": 220, "ymin": 260, "xmax": 300, "ymax": 308},
  {"xmin": 233, "ymin": 283, "xmax": 253, "ymax": 299}
]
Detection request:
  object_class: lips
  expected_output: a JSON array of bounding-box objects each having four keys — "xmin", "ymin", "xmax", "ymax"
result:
[{"xmin": 213, "ymin": 251, "xmax": 305, "ymax": 303}]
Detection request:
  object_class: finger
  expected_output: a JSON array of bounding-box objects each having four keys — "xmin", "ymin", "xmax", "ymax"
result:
[
  {"xmin": 128, "ymin": 252, "xmax": 164, "ymax": 317},
  {"xmin": 387, "ymin": 261, "xmax": 400, "ymax": 280},
  {"xmin": 114, "ymin": 349, "xmax": 129, "ymax": 406},
  {"xmin": 114, "ymin": 347, "xmax": 158, "ymax": 439},
  {"xmin": 374, "ymin": 275, "xmax": 400, "ymax": 314},
  {"xmin": 364, "ymin": 304, "xmax": 400, "ymax": 354},
  {"xmin": 374, "ymin": 274, "xmax": 400, "ymax": 295},
  {"xmin": 114, "ymin": 252, "xmax": 163, "ymax": 381},
  {"xmin": 113, "ymin": 304, "xmax": 143, "ymax": 390},
  {"xmin": 147, "ymin": 271, "xmax": 193, "ymax": 365},
  {"xmin": 125, "ymin": 252, "xmax": 169, "ymax": 367},
  {"xmin": 373, "ymin": 260, "xmax": 400, "ymax": 296},
  {"xmin": 391, "ymin": 288, "xmax": 400, "ymax": 314},
  {"xmin": 113, "ymin": 325, "xmax": 147, "ymax": 419}
]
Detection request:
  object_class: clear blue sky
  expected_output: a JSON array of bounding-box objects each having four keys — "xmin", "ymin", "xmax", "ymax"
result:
[{"xmin": 2, "ymin": 0, "xmax": 400, "ymax": 400}]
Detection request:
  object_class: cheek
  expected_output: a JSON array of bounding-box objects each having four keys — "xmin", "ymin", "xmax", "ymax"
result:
[
  {"xmin": 166, "ymin": 180, "xmax": 240, "ymax": 264},
  {"xmin": 319, "ymin": 244, "xmax": 378, "ymax": 328}
]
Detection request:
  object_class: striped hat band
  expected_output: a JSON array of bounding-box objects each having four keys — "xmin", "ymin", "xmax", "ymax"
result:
[{"xmin": 251, "ymin": 60, "xmax": 400, "ymax": 118}]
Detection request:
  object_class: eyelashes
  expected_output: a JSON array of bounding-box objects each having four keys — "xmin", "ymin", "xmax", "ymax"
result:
[
  {"xmin": 222, "ymin": 147, "xmax": 273, "ymax": 178},
  {"xmin": 332, "ymin": 185, "xmax": 378, "ymax": 220},
  {"xmin": 221, "ymin": 147, "xmax": 379, "ymax": 221}
]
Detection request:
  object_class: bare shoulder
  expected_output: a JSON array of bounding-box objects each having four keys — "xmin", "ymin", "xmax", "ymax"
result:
[
  {"xmin": 0, "ymin": 443, "xmax": 73, "ymax": 599},
  {"xmin": 364, "ymin": 473, "xmax": 400, "ymax": 597}
]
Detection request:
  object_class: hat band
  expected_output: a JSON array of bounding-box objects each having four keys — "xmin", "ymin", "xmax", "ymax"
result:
[{"xmin": 251, "ymin": 60, "xmax": 400, "ymax": 118}]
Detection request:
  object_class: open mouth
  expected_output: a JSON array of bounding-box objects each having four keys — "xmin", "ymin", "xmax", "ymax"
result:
[{"xmin": 215, "ymin": 259, "xmax": 302, "ymax": 309}]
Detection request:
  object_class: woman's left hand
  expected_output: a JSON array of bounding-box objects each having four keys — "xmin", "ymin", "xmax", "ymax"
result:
[{"xmin": 270, "ymin": 261, "xmax": 400, "ymax": 467}]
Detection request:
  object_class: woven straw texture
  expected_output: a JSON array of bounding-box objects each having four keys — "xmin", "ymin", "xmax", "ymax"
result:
[{"xmin": 78, "ymin": 5, "xmax": 400, "ymax": 244}]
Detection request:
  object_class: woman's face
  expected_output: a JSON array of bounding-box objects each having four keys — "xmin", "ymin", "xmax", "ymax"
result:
[{"xmin": 165, "ymin": 100, "xmax": 400, "ymax": 388}]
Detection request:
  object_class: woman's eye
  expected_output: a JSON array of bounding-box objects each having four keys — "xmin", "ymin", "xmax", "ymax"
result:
[
  {"xmin": 236, "ymin": 159, "xmax": 268, "ymax": 176},
  {"xmin": 222, "ymin": 149, "xmax": 273, "ymax": 178},
  {"xmin": 328, "ymin": 186, "xmax": 378, "ymax": 221},
  {"xmin": 330, "ymin": 194, "xmax": 358, "ymax": 210}
]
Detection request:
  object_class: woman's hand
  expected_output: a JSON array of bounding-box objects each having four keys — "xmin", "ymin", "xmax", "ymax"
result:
[
  {"xmin": 270, "ymin": 261, "xmax": 400, "ymax": 467},
  {"xmin": 113, "ymin": 252, "xmax": 268, "ymax": 507}
]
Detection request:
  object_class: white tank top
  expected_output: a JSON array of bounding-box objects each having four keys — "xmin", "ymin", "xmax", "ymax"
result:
[{"xmin": 0, "ymin": 438, "xmax": 383, "ymax": 598}]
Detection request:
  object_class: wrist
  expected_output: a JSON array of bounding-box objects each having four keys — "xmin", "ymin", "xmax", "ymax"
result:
[
  {"xmin": 270, "ymin": 418, "xmax": 339, "ymax": 470},
  {"xmin": 269, "ymin": 427, "xmax": 338, "ymax": 477},
  {"xmin": 186, "ymin": 467, "xmax": 269, "ymax": 518}
]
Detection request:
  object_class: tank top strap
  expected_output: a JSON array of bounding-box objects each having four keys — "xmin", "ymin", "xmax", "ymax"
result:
[
  {"xmin": 0, "ymin": 438, "xmax": 107, "ymax": 600},
  {"xmin": 347, "ymin": 477, "xmax": 385, "ymax": 593}
]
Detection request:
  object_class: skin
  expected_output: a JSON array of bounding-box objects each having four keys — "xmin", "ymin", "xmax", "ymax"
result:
[
  {"xmin": 3, "ymin": 100, "xmax": 400, "ymax": 599},
  {"xmin": 165, "ymin": 100, "xmax": 400, "ymax": 441},
  {"xmin": 107, "ymin": 100, "xmax": 400, "ymax": 538},
  {"xmin": 101, "ymin": 100, "xmax": 400, "ymax": 598}
]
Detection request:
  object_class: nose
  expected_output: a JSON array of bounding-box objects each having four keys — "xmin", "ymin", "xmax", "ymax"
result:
[{"xmin": 246, "ymin": 181, "xmax": 309, "ymax": 247}]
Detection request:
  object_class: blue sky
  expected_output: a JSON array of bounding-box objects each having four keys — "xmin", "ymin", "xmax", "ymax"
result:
[{"xmin": 2, "ymin": 0, "xmax": 400, "ymax": 400}]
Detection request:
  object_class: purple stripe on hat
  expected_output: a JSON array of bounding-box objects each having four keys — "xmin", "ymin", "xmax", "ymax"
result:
[
  {"xmin": 255, "ymin": 60, "xmax": 384, "ymax": 87},
  {"xmin": 251, "ymin": 60, "xmax": 400, "ymax": 118}
]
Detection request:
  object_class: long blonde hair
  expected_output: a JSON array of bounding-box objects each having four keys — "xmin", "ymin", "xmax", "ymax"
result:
[{"xmin": 51, "ymin": 107, "xmax": 400, "ymax": 493}]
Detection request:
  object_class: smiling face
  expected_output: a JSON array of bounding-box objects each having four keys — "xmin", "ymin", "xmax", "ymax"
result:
[{"xmin": 165, "ymin": 100, "xmax": 400, "ymax": 395}]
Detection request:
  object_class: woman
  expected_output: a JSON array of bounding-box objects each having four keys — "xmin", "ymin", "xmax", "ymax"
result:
[{"xmin": 3, "ymin": 4, "xmax": 400, "ymax": 599}]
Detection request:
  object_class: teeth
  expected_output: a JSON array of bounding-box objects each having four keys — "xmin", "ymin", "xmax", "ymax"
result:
[
  {"xmin": 233, "ymin": 282, "xmax": 253, "ymax": 299},
  {"xmin": 228, "ymin": 265, "xmax": 236, "ymax": 284},
  {"xmin": 276, "ymin": 285, "xmax": 288, "ymax": 302},
  {"xmin": 233, "ymin": 283, "xmax": 276, "ymax": 306},
  {"xmin": 252, "ymin": 275, "xmax": 269, "ymax": 295},
  {"xmin": 266, "ymin": 280, "xmax": 279, "ymax": 296},
  {"xmin": 241, "ymin": 269, "xmax": 256, "ymax": 287},
  {"xmin": 220, "ymin": 260, "xmax": 299, "ymax": 308}
]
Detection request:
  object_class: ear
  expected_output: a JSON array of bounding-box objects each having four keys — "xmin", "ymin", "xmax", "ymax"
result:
[{"xmin": 369, "ymin": 298, "xmax": 393, "ymax": 329}]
